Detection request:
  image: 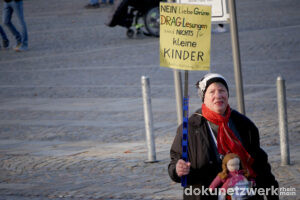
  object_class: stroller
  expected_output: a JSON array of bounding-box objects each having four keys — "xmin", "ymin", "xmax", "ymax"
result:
[{"xmin": 106, "ymin": 0, "xmax": 161, "ymax": 38}]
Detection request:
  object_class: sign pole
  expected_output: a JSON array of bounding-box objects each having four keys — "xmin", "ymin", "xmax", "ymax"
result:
[
  {"xmin": 228, "ymin": 0, "xmax": 245, "ymax": 114},
  {"xmin": 183, "ymin": 71, "xmax": 189, "ymax": 116},
  {"xmin": 181, "ymin": 70, "xmax": 189, "ymax": 187}
]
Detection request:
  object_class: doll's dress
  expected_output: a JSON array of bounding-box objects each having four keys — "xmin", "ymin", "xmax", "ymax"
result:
[
  {"xmin": 221, "ymin": 170, "xmax": 248, "ymax": 190},
  {"xmin": 223, "ymin": 170, "xmax": 250, "ymax": 200},
  {"xmin": 209, "ymin": 170, "xmax": 250, "ymax": 200}
]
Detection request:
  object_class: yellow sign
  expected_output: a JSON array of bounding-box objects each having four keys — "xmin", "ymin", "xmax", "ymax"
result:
[{"xmin": 160, "ymin": 2, "xmax": 211, "ymax": 71}]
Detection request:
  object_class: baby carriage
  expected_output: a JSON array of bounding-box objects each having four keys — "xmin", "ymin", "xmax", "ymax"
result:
[{"xmin": 106, "ymin": 0, "xmax": 161, "ymax": 38}]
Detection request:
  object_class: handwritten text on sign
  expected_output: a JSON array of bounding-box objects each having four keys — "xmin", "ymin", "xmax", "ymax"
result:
[{"xmin": 160, "ymin": 3, "xmax": 211, "ymax": 71}]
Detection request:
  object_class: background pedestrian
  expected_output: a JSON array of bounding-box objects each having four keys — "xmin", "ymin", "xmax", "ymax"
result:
[
  {"xmin": 3, "ymin": 0, "xmax": 28, "ymax": 52},
  {"xmin": 0, "ymin": 25, "xmax": 9, "ymax": 49}
]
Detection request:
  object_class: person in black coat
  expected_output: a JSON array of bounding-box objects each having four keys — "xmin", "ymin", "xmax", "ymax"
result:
[{"xmin": 168, "ymin": 73, "xmax": 279, "ymax": 200}]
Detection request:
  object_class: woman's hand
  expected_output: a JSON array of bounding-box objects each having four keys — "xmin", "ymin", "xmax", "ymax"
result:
[{"xmin": 176, "ymin": 159, "xmax": 191, "ymax": 177}]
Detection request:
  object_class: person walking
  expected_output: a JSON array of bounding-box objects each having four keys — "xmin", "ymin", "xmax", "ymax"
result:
[
  {"xmin": 3, "ymin": 0, "xmax": 28, "ymax": 52},
  {"xmin": 168, "ymin": 73, "xmax": 279, "ymax": 200},
  {"xmin": 0, "ymin": 25, "xmax": 9, "ymax": 49}
]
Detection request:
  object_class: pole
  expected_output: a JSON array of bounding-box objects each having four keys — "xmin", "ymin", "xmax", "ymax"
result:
[
  {"xmin": 228, "ymin": 0, "xmax": 245, "ymax": 114},
  {"xmin": 141, "ymin": 76, "xmax": 157, "ymax": 163},
  {"xmin": 277, "ymin": 76, "xmax": 290, "ymax": 165},
  {"xmin": 174, "ymin": 70, "xmax": 183, "ymax": 126},
  {"xmin": 184, "ymin": 71, "xmax": 188, "ymax": 103},
  {"xmin": 181, "ymin": 70, "xmax": 189, "ymax": 187}
]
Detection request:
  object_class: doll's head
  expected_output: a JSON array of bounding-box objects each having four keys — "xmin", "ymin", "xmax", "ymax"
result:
[
  {"xmin": 226, "ymin": 155, "xmax": 240, "ymax": 172},
  {"xmin": 218, "ymin": 153, "xmax": 249, "ymax": 180}
]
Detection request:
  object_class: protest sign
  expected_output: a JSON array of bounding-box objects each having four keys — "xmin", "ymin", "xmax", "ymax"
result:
[
  {"xmin": 160, "ymin": 2, "xmax": 212, "ymax": 70},
  {"xmin": 180, "ymin": 0, "xmax": 229, "ymax": 22}
]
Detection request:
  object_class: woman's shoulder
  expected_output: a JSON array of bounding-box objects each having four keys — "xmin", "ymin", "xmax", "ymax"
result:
[
  {"xmin": 230, "ymin": 109, "xmax": 255, "ymax": 126},
  {"xmin": 188, "ymin": 108, "xmax": 206, "ymax": 127}
]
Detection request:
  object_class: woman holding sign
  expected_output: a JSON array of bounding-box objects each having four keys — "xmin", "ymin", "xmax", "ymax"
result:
[{"xmin": 168, "ymin": 73, "xmax": 279, "ymax": 200}]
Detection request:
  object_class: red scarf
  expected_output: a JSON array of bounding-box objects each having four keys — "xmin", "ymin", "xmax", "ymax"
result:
[{"xmin": 202, "ymin": 104, "xmax": 256, "ymax": 178}]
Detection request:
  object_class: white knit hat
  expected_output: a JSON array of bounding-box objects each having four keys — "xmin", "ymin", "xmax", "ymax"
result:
[{"xmin": 196, "ymin": 73, "xmax": 229, "ymax": 101}]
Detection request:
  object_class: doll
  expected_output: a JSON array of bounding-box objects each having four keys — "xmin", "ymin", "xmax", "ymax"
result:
[{"xmin": 209, "ymin": 153, "xmax": 253, "ymax": 200}]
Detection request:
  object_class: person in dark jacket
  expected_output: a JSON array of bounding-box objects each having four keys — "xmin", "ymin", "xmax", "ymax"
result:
[{"xmin": 168, "ymin": 73, "xmax": 279, "ymax": 200}]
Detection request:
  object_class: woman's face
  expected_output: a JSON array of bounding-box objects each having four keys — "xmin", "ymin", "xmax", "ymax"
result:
[{"xmin": 203, "ymin": 82, "xmax": 229, "ymax": 115}]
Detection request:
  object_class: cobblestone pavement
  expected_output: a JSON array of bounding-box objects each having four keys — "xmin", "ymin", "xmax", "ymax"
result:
[{"xmin": 0, "ymin": 0, "xmax": 299, "ymax": 199}]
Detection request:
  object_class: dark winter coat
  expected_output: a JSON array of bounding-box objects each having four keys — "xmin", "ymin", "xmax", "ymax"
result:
[{"xmin": 168, "ymin": 108, "xmax": 279, "ymax": 200}]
